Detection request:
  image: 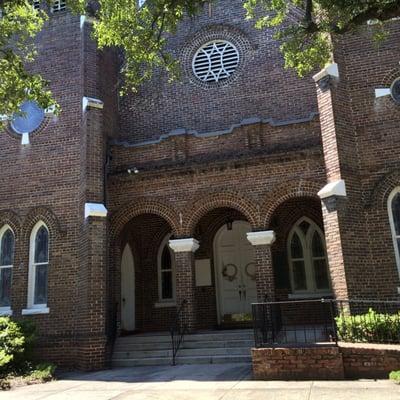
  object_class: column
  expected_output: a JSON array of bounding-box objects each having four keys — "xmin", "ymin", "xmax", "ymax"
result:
[
  {"xmin": 169, "ymin": 238, "xmax": 199, "ymax": 331},
  {"xmin": 247, "ymin": 231, "xmax": 276, "ymax": 302}
]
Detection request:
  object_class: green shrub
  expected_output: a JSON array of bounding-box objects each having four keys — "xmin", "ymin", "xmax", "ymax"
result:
[
  {"xmin": 389, "ymin": 370, "xmax": 400, "ymax": 383},
  {"xmin": 0, "ymin": 317, "xmax": 25, "ymax": 376},
  {"xmin": 335, "ymin": 308, "xmax": 400, "ymax": 343},
  {"xmin": 27, "ymin": 363, "xmax": 56, "ymax": 383}
]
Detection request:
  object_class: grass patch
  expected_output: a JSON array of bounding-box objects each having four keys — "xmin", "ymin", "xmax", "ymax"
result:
[{"xmin": 390, "ymin": 370, "xmax": 400, "ymax": 384}]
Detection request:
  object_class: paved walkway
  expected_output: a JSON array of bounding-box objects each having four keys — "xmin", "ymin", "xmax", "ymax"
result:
[{"xmin": 2, "ymin": 363, "xmax": 400, "ymax": 400}]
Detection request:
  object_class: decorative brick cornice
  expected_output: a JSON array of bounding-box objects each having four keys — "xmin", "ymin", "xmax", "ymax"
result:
[
  {"xmin": 169, "ymin": 238, "xmax": 199, "ymax": 253},
  {"xmin": 112, "ymin": 113, "xmax": 319, "ymax": 149}
]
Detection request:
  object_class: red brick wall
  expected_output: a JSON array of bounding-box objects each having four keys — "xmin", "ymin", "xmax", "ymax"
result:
[{"xmin": 252, "ymin": 343, "xmax": 400, "ymax": 380}]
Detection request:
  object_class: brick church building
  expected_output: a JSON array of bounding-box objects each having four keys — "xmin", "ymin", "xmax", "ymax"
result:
[{"xmin": 1, "ymin": 0, "xmax": 400, "ymax": 370}]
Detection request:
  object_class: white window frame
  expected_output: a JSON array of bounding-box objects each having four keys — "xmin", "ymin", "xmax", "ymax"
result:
[
  {"xmin": 32, "ymin": 0, "xmax": 41, "ymax": 10},
  {"xmin": 287, "ymin": 217, "xmax": 332, "ymax": 299},
  {"xmin": 0, "ymin": 225, "xmax": 14, "ymax": 315},
  {"xmin": 25, "ymin": 221, "xmax": 50, "ymax": 313},
  {"xmin": 157, "ymin": 234, "xmax": 176, "ymax": 305},
  {"xmin": 51, "ymin": 0, "xmax": 66, "ymax": 13},
  {"xmin": 388, "ymin": 188, "xmax": 400, "ymax": 279}
]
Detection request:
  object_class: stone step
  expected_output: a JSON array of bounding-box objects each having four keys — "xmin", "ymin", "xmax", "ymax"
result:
[
  {"xmin": 113, "ymin": 346, "xmax": 251, "ymax": 360},
  {"xmin": 113, "ymin": 339, "xmax": 254, "ymax": 352},
  {"xmin": 112, "ymin": 354, "xmax": 252, "ymax": 367},
  {"xmin": 116, "ymin": 331, "xmax": 253, "ymax": 345}
]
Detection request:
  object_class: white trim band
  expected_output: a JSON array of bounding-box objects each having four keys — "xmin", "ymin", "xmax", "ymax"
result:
[
  {"xmin": 247, "ymin": 231, "xmax": 276, "ymax": 246},
  {"xmin": 82, "ymin": 97, "xmax": 104, "ymax": 112},
  {"xmin": 0, "ymin": 308, "xmax": 13, "ymax": 316},
  {"xmin": 169, "ymin": 238, "xmax": 200, "ymax": 253},
  {"xmin": 313, "ymin": 63, "xmax": 339, "ymax": 83},
  {"xmin": 85, "ymin": 203, "xmax": 108, "ymax": 219},
  {"xmin": 22, "ymin": 307, "xmax": 50, "ymax": 315},
  {"xmin": 318, "ymin": 179, "xmax": 347, "ymax": 199}
]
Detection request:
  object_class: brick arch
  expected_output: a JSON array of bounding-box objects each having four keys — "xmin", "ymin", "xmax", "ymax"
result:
[
  {"xmin": 184, "ymin": 191, "xmax": 260, "ymax": 236},
  {"xmin": 22, "ymin": 206, "xmax": 63, "ymax": 242},
  {"xmin": 262, "ymin": 180, "xmax": 322, "ymax": 227},
  {"xmin": 367, "ymin": 170, "xmax": 400, "ymax": 210},
  {"xmin": 109, "ymin": 199, "xmax": 181, "ymax": 240},
  {"xmin": 0, "ymin": 210, "xmax": 22, "ymax": 238}
]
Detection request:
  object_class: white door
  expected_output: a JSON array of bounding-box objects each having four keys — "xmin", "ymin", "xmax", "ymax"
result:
[
  {"xmin": 121, "ymin": 244, "xmax": 135, "ymax": 331},
  {"xmin": 215, "ymin": 221, "xmax": 257, "ymax": 322}
]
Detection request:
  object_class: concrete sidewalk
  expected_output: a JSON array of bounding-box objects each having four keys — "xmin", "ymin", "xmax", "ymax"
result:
[{"xmin": 2, "ymin": 363, "xmax": 400, "ymax": 400}]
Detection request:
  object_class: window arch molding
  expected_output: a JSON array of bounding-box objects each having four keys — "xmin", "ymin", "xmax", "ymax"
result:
[
  {"xmin": 287, "ymin": 217, "xmax": 331, "ymax": 298},
  {"xmin": 387, "ymin": 187, "xmax": 400, "ymax": 277},
  {"xmin": 0, "ymin": 225, "xmax": 15, "ymax": 315},
  {"xmin": 25, "ymin": 221, "xmax": 50, "ymax": 314},
  {"xmin": 156, "ymin": 233, "xmax": 176, "ymax": 305}
]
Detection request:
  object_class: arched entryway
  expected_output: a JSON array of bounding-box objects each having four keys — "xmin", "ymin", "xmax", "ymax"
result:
[{"xmin": 213, "ymin": 220, "xmax": 256, "ymax": 324}]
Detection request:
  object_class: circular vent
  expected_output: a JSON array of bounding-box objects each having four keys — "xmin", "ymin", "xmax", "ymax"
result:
[
  {"xmin": 192, "ymin": 40, "xmax": 240, "ymax": 83},
  {"xmin": 10, "ymin": 101, "xmax": 45, "ymax": 134},
  {"xmin": 391, "ymin": 78, "xmax": 400, "ymax": 104}
]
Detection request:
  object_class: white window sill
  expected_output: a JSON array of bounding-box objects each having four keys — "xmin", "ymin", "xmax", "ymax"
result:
[
  {"xmin": 0, "ymin": 308, "xmax": 13, "ymax": 316},
  {"xmin": 288, "ymin": 293, "xmax": 333, "ymax": 300},
  {"xmin": 154, "ymin": 302, "xmax": 176, "ymax": 308},
  {"xmin": 22, "ymin": 307, "xmax": 50, "ymax": 315}
]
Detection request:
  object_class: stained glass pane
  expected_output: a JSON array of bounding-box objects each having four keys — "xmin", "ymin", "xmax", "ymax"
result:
[
  {"xmin": 312, "ymin": 232, "xmax": 325, "ymax": 257},
  {"xmin": 0, "ymin": 267, "xmax": 12, "ymax": 307},
  {"xmin": 34, "ymin": 226, "xmax": 49, "ymax": 264},
  {"xmin": 10, "ymin": 101, "xmax": 45, "ymax": 135},
  {"xmin": 161, "ymin": 271, "xmax": 173, "ymax": 299},
  {"xmin": 1, "ymin": 229, "xmax": 14, "ymax": 266},
  {"xmin": 161, "ymin": 246, "xmax": 171, "ymax": 271},
  {"xmin": 34, "ymin": 264, "xmax": 48, "ymax": 305},
  {"xmin": 314, "ymin": 259, "xmax": 330, "ymax": 290},
  {"xmin": 293, "ymin": 261, "xmax": 307, "ymax": 291},
  {"xmin": 299, "ymin": 220, "xmax": 310, "ymax": 234},
  {"xmin": 392, "ymin": 193, "xmax": 400, "ymax": 236},
  {"xmin": 291, "ymin": 233, "xmax": 303, "ymax": 259}
]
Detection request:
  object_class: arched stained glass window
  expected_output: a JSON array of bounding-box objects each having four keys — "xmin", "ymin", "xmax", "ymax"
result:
[
  {"xmin": 388, "ymin": 189, "xmax": 400, "ymax": 276},
  {"xmin": 158, "ymin": 235, "xmax": 175, "ymax": 302},
  {"xmin": 28, "ymin": 222, "xmax": 49, "ymax": 308},
  {"xmin": 288, "ymin": 218, "xmax": 331, "ymax": 296},
  {"xmin": 0, "ymin": 227, "xmax": 14, "ymax": 309}
]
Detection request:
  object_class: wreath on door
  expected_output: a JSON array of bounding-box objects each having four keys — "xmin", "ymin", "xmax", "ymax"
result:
[
  {"xmin": 222, "ymin": 264, "xmax": 238, "ymax": 282},
  {"xmin": 245, "ymin": 262, "xmax": 256, "ymax": 281}
]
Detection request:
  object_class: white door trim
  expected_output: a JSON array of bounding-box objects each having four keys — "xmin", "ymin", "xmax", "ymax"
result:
[{"xmin": 121, "ymin": 244, "xmax": 135, "ymax": 331}]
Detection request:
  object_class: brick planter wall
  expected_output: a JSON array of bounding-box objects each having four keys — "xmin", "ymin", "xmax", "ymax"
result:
[
  {"xmin": 252, "ymin": 346, "xmax": 345, "ymax": 380},
  {"xmin": 252, "ymin": 343, "xmax": 400, "ymax": 380},
  {"xmin": 340, "ymin": 343, "xmax": 400, "ymax": 379}
]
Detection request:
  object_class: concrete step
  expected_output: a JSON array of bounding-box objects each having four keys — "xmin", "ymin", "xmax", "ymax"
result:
[
  {"xmin": 113, "ymin": 346, "xmax": 251, "ymax": 360},
  {"xmin": 116, "ymin": 330, "xmax": 253, "ymax": 345},
  {"xmin": 112, "ymin": 354, "xmax": 252, "ymax": 367},
  {"xmin": 113, "ymin": 339, "xmax": 254, "ymax": 352}
]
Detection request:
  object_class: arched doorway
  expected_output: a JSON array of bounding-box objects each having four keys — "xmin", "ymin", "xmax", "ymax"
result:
[
  {"xmin": 121, "ymin": 244, "xmax": 135, "ymax": 332},
  {"xmin": 214, "ymin": 220, "xmax": 256, "ymax": 324}
]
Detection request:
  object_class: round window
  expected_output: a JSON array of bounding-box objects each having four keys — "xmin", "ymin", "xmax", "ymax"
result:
[
  {"xmin": 192, "ymin": 40, "xmax": 240, "ymax": 83},
  {"xmin": 10, "ymin": 101, "xmax": 45, "ymax": 135},
  {"xmin": 391, "ymin": 78, "xmax": 400, "ymax": 104}
]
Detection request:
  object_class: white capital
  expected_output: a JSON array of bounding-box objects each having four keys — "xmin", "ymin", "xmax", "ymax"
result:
[
  {"xmin": 169, "ymin": 238, "xmax": 200, "ymax": 253},
  {"xmin": 247, "ymin": 231, "xmax": 276, "ymax": 246}
]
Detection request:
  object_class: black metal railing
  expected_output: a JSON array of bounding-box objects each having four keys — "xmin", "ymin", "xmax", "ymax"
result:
[
  {"xmin": 170, "ymin": 299, "xmax": 188, "ymax": 366},
  {"xmin": 253, "ymin": 299, "xmax": 400, "ymax": 347}
]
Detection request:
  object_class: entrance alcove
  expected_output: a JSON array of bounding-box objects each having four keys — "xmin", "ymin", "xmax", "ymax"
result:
[{"xmin": 192, "ymin": 207, "xmax": 256, "ymax": 329}]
